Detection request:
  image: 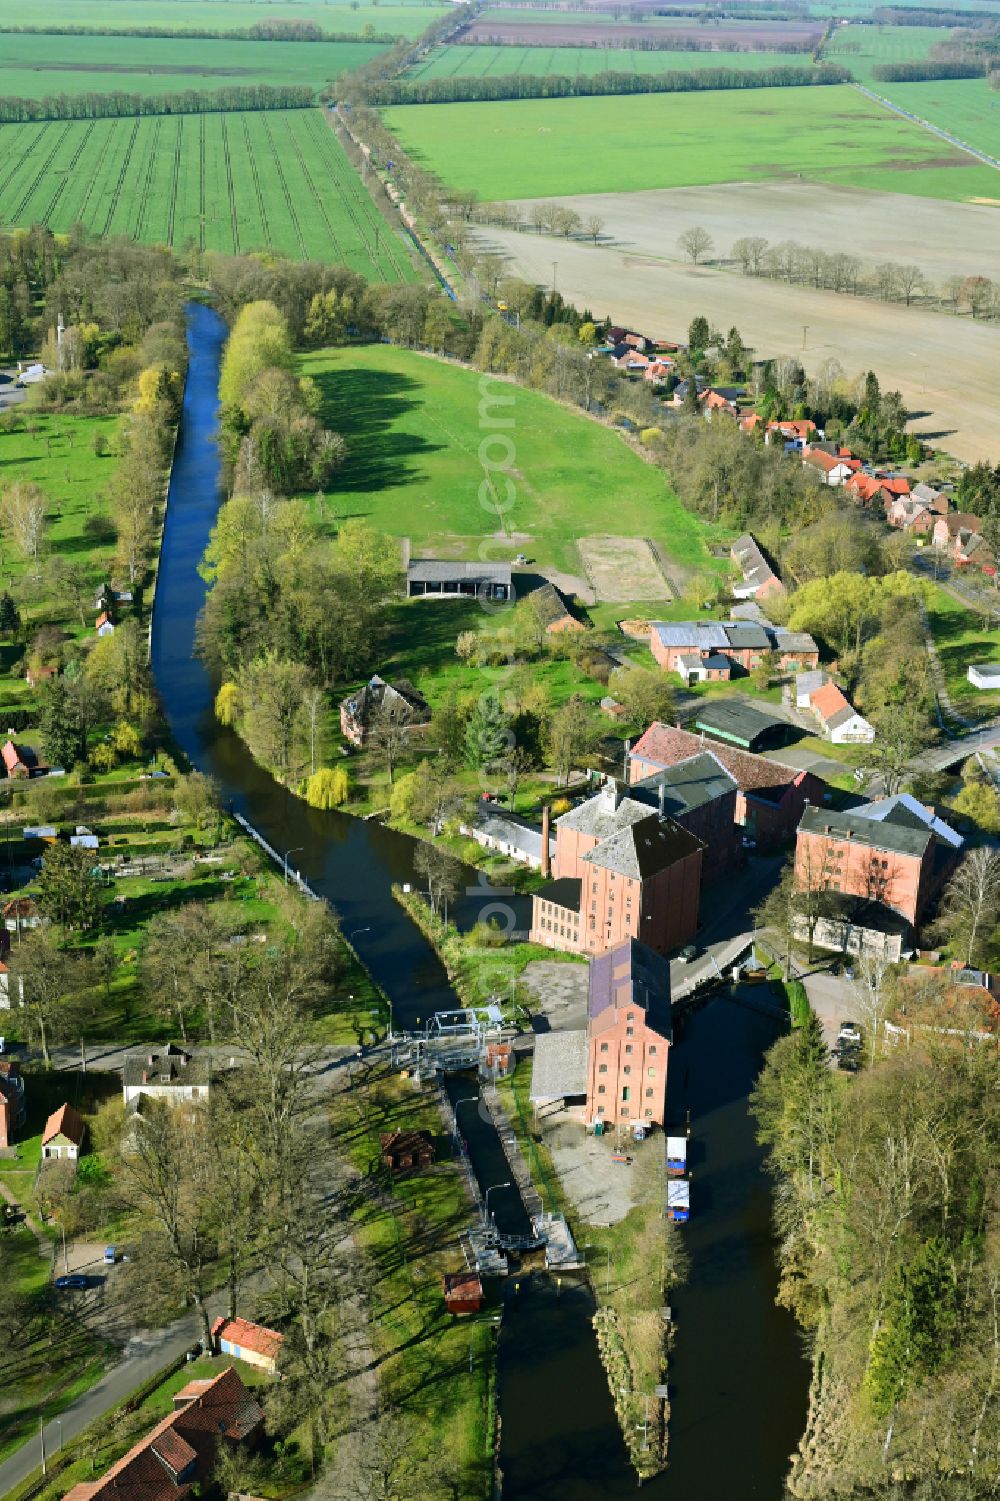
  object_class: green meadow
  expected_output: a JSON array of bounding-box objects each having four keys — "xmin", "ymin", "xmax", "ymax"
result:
[
  {"xmin": 824, "ymin": 22, "xmax": 950, "ymax": 87},
  {"xmin": 407, "ymin": 42, "xmax": 822, "ymax": 80},
  {"xmin": 874, "ymin": 77, "xmax": 1000, "ymax": 170},
  {"xmin": 0, "ymin": 0, "xmax": 447, "ymax": 36},
  {"xmin": 384, "ymin": 85, "xmax": 1000, "ymax": 201},
  {"xmin": 303, "ymin": 343, "xmax": 711, "ymax": 576},
  {"xmin": 0, "ymin": 33, "xmax": 386, "ymax": 97}
]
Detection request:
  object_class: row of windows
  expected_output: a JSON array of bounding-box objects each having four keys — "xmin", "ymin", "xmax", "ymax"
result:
[
  {"xmin": 598, "ymin": 1040, "xmax": 658, "ymax": 1055},
  {"xmin": 597, "ymin": 1065, "xmax": 658, "ymax": 1078},
  {"xmin": 595, "ymin": 1106, "xmax": 655, "ymax": 1119},
  {"xmin": 596, "ymin": 1086, "xmax": 657, "ymax": 1097}
]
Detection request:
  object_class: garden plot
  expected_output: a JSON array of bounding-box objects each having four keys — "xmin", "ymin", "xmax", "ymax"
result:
[{"xmin": 577, "ymin": 535, "xmax": 672, "ymax": 603}]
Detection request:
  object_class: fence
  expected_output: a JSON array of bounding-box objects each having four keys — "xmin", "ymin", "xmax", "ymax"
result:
[{"xmin": 230, "ymin": 811, "xmax": 318, "ymax": 900}]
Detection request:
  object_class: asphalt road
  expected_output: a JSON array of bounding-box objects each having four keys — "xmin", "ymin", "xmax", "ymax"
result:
[{"xmin": 0, "ymin": 1309, "xmax": 205, "ymax": 1497}]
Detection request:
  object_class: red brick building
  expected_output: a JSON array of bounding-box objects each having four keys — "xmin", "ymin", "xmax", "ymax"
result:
[
  {"xmin": 0, "ymin": 1059, "xmax": 25, "ymax": 1149},
  {"xmin": 586, "ymin": 937, "xmax": 671, "ymax": 1130},
  {"xmin": 795, "ymin": 803, "xmax": 958, "ymax": 928},
  {"xmin": 650, "ymin": 620, "xmax": 818, "ymax": 681},
  {"xmin": 530, "ymin": 780, "xmax": 702, "ymax": 957},
  {"xmin": 629, "ymin": 723, "xmax": 822, "ymax": 849}
]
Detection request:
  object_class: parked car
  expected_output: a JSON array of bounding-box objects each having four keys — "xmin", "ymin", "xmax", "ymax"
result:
[
  {"xmin": 678, "ymin": 945, "xmax": 698, "ymax": 964},
  {"xmin": 185, "ymin": 1342, "xmax": 204, "ymax": 1362},
  {"xmin": 54, "ymin": 1274, "xmax": 88, "ymax": 1290},
  {"xmin": 838, "ymin": 1021, "xmax": 862, "ymax": 1046},
  {"xmin": 103, "ymin": 1245, "xmax": 117, "ymax": 1265}
]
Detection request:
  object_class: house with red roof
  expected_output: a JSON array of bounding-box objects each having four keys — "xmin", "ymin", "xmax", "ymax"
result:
[
  {"xmin": 41, "ymin": 1102, "xmax": 85, "ymax": 1162},
  {"xmin": 809, "ymin": 680, "xmax": 874, "ymax": 745},
  {"xmin": 933, "ymin": 512, "xmax": 986, "ymax": 566},
  {"xmin": 1, "ymin": 740, "xmax": 29, "ymax": 779},
  {"xmin": 95, "ymin": 611, "xmax": 115, "ymax": 637},
  {"xmin": 765, "ymin": 418, "xmax": 817, "ymax": 449},
  {"xmin": 802, "ymin": 446, "xmax": 858, "ymax": 486},
  {"xmin": 211, "ymin": 1316, "xmax": 284, "ymax": 1375},
  {"xmin": 64, "ymin": 1366, "xmax": 264, "ymax": 1501}
]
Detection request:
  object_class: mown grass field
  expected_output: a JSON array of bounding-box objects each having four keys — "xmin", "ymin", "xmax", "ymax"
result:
[
  {"xmin": 384, "ymin": 85, "xmax": 1000, "ymax": 201},
  {"xmin": 0, "ymin": 109, "xmax": 416, "ymax": 273},
  {"xmin": 407, "ymin": 41, "xmax": 822, "ymax": 79},
  {"xmin": 0, "ymin": 33, "xmax": 386, "ymax": 97},
  {"xmin": 0, "ymin": 0, "xmax": 447, "ymax": 36},
  {"xmin": 303, "ymin": 343, "xmax": 712, "ymax": 575},
  {"xmin": 926, "ymin": 583, "xmax": 1000, "ymax": 716}
]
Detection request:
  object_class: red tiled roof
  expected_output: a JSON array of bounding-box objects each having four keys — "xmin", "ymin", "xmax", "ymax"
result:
[
  {"xmin": 64, "ymin": 1368, "xmax": 263, "ymax": 1501},
  {"xmin": 41, "ymin": 1102, "xmax": 85, "ymax": 1147},
  {"xmin": 803, "ymin": 449, "xmax": 844, "ymax": 473},
  {"xmin": 629, "ymin": 723, "xmax": 810, "ymax": 801},
  {"xmin": 211, "ymin": 1316, "xmax": 284, "ymax": 1362},
  {"xmin": 95, "ymin": 611, "xmax": 112, "ymax": 629},
  {"xmin": 810, "ymin": 681, "xmax": 852, "ymax": 724},
  {"xmin": 1, "ymin": 741, "xmax": 25, "ymax": 773}
]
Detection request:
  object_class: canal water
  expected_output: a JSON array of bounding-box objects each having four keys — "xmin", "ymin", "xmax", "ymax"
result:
[
  {"xmin": 151, "ymin": 304, "xmax": 810, "ymax": 1501},
  {"xmin": 150, "ymin": 301, "xmax": 521, "ymax": 1034}
]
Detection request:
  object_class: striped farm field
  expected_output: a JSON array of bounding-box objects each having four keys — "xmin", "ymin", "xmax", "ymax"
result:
[
  {"xmin": 0, "ymin": 109, "xmax": 417, "ymax": 276},
  {"xmin": 407, "ymin": 42, "xmax": 820, "ymax": 79}
]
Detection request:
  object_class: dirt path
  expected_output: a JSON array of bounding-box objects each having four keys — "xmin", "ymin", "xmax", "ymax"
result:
[{"xmin": 473, "ymin": 223, "xmax": 1000, "ymax": 464}]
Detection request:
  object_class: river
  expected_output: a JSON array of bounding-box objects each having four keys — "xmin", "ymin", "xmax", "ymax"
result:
[{"xmin": 150, "ymin": 302, "xmax": 810, "ymax": 1501}]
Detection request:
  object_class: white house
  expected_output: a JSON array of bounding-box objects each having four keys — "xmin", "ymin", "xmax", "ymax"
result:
[
  {"xmin": 41, "ymin": 1103, "xmax": 84, "ymax": 1161},
  {"xmin": 810, "ymin": 680, "xmax": 875, "ymax": 745},
  {"xmin": 122, "ymin": 1045, "xmax": 210, "ymax": 1106},
  {"xmin": 968, "ymin": 663, "xmax": 1000, "ymax": 690},
  {"xmin": 95, "ymin": 612, "xmax": 115, "ymax": 637}
]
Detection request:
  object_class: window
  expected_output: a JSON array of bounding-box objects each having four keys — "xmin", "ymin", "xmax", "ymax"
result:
[
  {"xmin": 597, "ymin": 1105, "xmax": 605, "ymax": 1116},
  {"xmin": 648, "ymin": 1045, "xmax": 657, "ymax": 1055},
  {"xmin": 623, "ymin": 1065, "xmax": 631, "ymax": 1075},
  {"xmin": 625, "ymin": 1026, "xmax": 634, "ymax": 1037},
  {"xmin": 648, "ymin": 1068, "xmax": 656, "ymax": 1079},
  {"xmin": 591, "ymin": 901, "xmax": 597, "ymax": 913},
  {"xmin": 645, "ymin": 1087, "xmax": 654, "ymax": 1097},
  {"xmin": 621, "ymin": 1106, "xmax": 630, "ymax": 1118},
  {"xmin": 621, "ymin": 1086, "xmax": 630, "ymax": 1102},
  {"xmin": 598, "ymin": 1085, "xmax": 606, "ymax": 1095},
  {"xmin": 600, "ymin": 1043, "xmax": 608, "ymax": 1053},
  {"xmin": 625, "ymin": 1044, "xmax": 633, "ymax": 1055},
  {"xmin": 592, "ymin": 882, "xmax": 598, "ymax": 894},
  {"xmin": 626, "ymin": 1013, "xmax": 634, "ymax": 1021},
  {"xmin": 645, "ymin": 1109, "xmax": 653, "ymax": 1119},
  {"xmin": 598, "ymin": 1064, "xmax": 607, "ymax": 1074}
]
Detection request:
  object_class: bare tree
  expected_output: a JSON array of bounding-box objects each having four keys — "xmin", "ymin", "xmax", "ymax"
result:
[
  {"xmin": 850, "ymin": 949, "xmax": 896, "ymax": 1065},
  {"xmin": 414, "ymin": 842, "xmax": 462, "ymax": 920},
  {"xmin": 677, "ymin": 226, "xmax": 714, "ymax": 265},
  {"xmin": 1, "ymin": 482, "xmax": 48, "ymax": 577},
  {"xmin": 935, "ymin": 847, "xmax": 1000, "ymax": 967},
  {"xmin": 370, "ymin": 705, "xmax": 411, "ymax": 787},
  {"xmin": 585, "ymin": 214, "xmax": 605, "ymax": 245},
  {"xmin": 731, "ymin": 235, "xmax": 768, "ymax": 275},
  {"xmin": 896, "ymin": 263, "xmax": 926, "ymax": 306}
]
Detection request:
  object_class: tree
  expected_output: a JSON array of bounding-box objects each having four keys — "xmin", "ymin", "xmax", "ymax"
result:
[
  {"xmin": 38, "ymin": 678, "xmax": 83, "ymax": 769},
  {"xmin": 8, "ymin": 932, "xmax": 93, "ymax": 1068},
  {"xmin": 0, "ymin": 591, "xmax": 20, "ymax": 638},
  {"xmin": 952, "ymin": 779, "xmax": 1000, "ymax": 835},
  {"xmin": 869, "ymin": 700, "xmax": 933, "ymax": 796},
  {"xmin": 608, "ymin": 665, "xmax": 675, "ymax": 731},
  {"xmin": 731, "ymin": 235, "xmax": 769, "ymax": 275},
  {"xmin": 305, "ymin": 766, "xmax": 349, "ymax": 809},
  {"xmin": 546, "ymin": 694, "xmax": 595, "ymax": 786},
  {"xmin": 677, "ymin": 227, "xmax": 714, "ymax": 264},
  {"xmin": 935, "ymin": 848, "xmax": 1000, "ymax": 967},
  {"xmin": 850, "ymin": 950, "xmax": 897, "ymax": 1066},
  {"xmin": 237, "ymin": 655, "xmax": 313, "ymax": 782},
  {"xmin": 464, "ymin": 693, "xmax": 511, "ymax": 772},
  {"xmin": 687, "ymin": 315, "xmax": 711, "ymax": 354},
  {"xmin": 585, "ymin": 215, "xmax": 605, "ymax": 245},
  {"xmin": 36, "ymin": 842, "xmax": 101, "ymax": 931},
  {"xmin": 414, "ymin": 842, "xmax": 462, "ymax": 920},
  {"xmin": 0, "ymin": 482, "xmax": 48, "ymax": 576},
  {"xmin": 173, "ymin": 770, "xmax": 219, "ymax": 830}
]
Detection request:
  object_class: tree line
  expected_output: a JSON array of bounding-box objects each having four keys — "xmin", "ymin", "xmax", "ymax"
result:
[
  {"xmin": 872, "ymin": 58, "xmax": 987, "ymax": 79},
  {"xmin": 364, "ymin": 60, "xmax": 850, "ymax": 104},
  {"xmin": 0, "ymin": 21, "xmax": 400, "ymax": 42},
  {"xmin": 730, "ymin": 233, "xmax": 1000, "ymax": 319},
  {"xmin": 752, "ymin": 1009, "xmax": 1000, "ymax": 1496},
  {"xmin": 0, "ymin": 84, "xmax": 314, "ymax": 123}
]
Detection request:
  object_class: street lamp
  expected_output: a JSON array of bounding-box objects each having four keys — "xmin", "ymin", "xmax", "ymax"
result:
[
  {"xmin": 349, "ymin": 927, "xmax": 371, "ymax": 942},
  {"xmin": 282, "ymin": 847, "xmax": 303, "ymax": 885},
  {"xmin": 484, "ymin": 1180, "xmax": 511, "ymax": 1228},
  {"xmin": 452, "ymin": 1096, "xmax": 478, "ymax": 1149}
]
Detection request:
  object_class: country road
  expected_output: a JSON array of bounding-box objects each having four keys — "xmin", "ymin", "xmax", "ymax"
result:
[{"xmin": 854, "ymin": 82, "xmax": 1000, "ymax": 175}]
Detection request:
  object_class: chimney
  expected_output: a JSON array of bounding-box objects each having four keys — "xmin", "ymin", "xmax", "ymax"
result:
[
  {"xmin": 658, "ymin": 782, "xmax": 666, "ymax": 822},
  {"xmin": 541, "ymin": 804, "xmax": 551, "ymax": 879},
  {"xmin": 623, "ymin": 738, "xmax": 631, "ymax": 781},
  {"xmin": 141, "ymin": 1070, "xmax": 149, "ymax": 1084},
  {"xmin": 599, "ymin": 779, "xmax": 623, "ymax": 815}
]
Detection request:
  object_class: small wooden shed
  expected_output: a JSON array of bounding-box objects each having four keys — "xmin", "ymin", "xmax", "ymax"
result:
[
  {"xmin": 380, "ymin": 1129, "xmax": 434, "ymax": 1175},
  {"xmin": 443, "ymin": 1271, "xmax": 484, "ymax": 1316}
]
